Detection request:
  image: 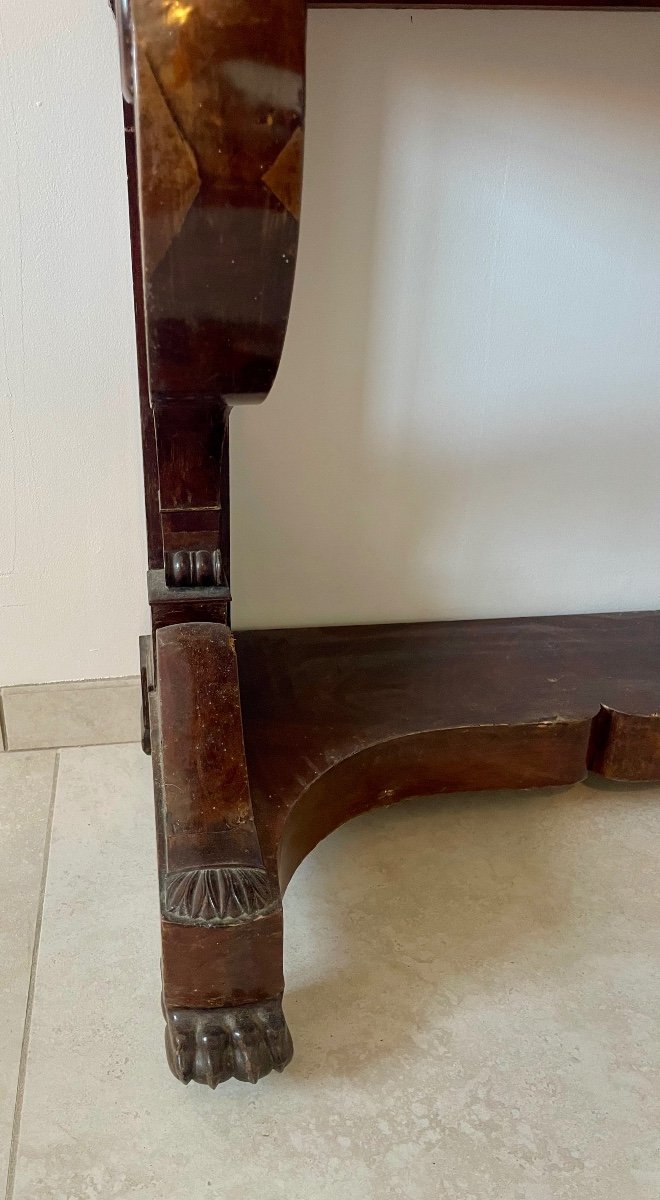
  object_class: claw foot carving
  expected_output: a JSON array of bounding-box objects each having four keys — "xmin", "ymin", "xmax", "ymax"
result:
[{"xmin": 164, "ymin": 997, "xmax": 293, "ymax": 1087}]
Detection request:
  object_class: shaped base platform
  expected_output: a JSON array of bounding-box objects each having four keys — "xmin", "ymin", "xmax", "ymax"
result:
[
  {"xmin": 154, "ymin": 611, "xmax": 660, "ymax": 1088},
  {"xmin": 235, "ymin": 611, "xmax": 660, "ymax": 889}
]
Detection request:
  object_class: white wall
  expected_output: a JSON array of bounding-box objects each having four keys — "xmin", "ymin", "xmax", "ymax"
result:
[
  {"xmin": 0, "ymin": 0, "xmax": 147, "ymax": 685},
  {"xmin": 1, "ymin": 7, "xmax": 660, "ymax": 684}
]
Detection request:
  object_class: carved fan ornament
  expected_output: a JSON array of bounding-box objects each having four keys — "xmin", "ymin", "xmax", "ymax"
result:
[{"xmin": 163, "ymin": 865, "xmax": 277, "ymax": 924}]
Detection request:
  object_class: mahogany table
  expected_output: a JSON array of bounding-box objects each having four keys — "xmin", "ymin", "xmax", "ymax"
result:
[{"xmin": 110, "ymin": 0, "xmax": 660, "ymax": 1088}]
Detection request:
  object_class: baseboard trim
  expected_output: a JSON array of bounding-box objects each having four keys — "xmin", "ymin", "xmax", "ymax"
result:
[{"xmin": 0, "ymin": 677, "xmax": 141, "ymax": 752}]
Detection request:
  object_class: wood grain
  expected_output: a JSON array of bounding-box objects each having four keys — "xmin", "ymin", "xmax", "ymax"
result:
[
  {"xmin": 161, "ymin": 911, "xmax": 285, "ymax": 1008},
  {"xmin": 114, "ymin": 0, "xmax": 660, "ymax": 1089},
  {"xmin": 235, "ymin": 612, "xmax": 660, "ymax": 885}
]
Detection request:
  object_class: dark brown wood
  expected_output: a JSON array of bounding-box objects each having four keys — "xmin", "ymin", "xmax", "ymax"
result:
[
  {"xmin": 272, "ymin": 721, "xmax": 595, "ymax": 888},
  {"xmin": 138, "ymin": 634, "xmax": 153, "ymax": 755},
  {"xmin": 161, "ymin": 912, "xmax": 285, "ymax": 1008},
  {"xmin": 152, "ymin": 623, "xmax": 276, "ymax": 911},
  {"xmin": 152, "ymin": 610, "xmax": 660, "ymax": 1087},
  {"xmin": 131, "ymin": 0, "xmax": 305, "ymax": 405},
  {"xmin": 148, "ymin": 620, "xmax": 290, "ymax": 1080},
  {"xmin": 589, "ymin": 705, "xmax": 660, "ymax": 780},
  {"xmin": 121, "ymin": 0, "xmax": 306, "ymax": 588},
  {"xmin": 235, "ymin": 611, "xmax": 660, "ymax": 887},
  {"xmin": 111, "ymin": 0, "xmax": 660, "ymax": 1090},
  {"xmin": 121, "ymin": 97, "xmax": 162, "ymax": 569},
  {"xmin": 164, "ymin": 998, "xmax": 293, "ymax": 1088},
  {"xmin": 114, "ymin": 0, "xmax": 307, "ymax": 1086},
  {"xmin": 147, "ymin": 570, "xmax": 229, "ymax": 632}
]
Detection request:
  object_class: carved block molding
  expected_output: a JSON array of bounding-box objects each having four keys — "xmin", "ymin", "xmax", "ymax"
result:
[{"xmin": 164, "ymin": 549, "xmax": 223, "ymax": 589}]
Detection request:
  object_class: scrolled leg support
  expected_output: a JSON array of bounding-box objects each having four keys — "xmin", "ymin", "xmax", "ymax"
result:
[
  {"xmin": 151, "ymin": 622, "xmax": 292, "ymax": 1088},
  {"xmin": 115, "ymin": 0, "xmax": 307, "ymax": 1092}
]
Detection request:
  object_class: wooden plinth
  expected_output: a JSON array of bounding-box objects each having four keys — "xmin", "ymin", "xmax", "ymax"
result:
[{"xmin": 236, "ymin": 611, "xmax": 660, "ymax": 887}]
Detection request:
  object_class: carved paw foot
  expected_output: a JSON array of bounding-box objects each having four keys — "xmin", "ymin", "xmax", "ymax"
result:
[{"xmin": 164, "ymin": 997, "xmax": 293, "ymax": 1087}]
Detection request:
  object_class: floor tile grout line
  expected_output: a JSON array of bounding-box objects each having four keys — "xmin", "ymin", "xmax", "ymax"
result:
[
  {"xmin": 4, "ymin": 751, "xmax": 60, "ymax": 1200},
  {"xmin": 2, "ymin": 738, "xmax": 141, "ymax": 754},
  {"xmin": 2, "ymin": 677, "xmax": 139, "ymax": 692}
]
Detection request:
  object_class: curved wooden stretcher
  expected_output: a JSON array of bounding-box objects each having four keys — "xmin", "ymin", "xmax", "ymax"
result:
[{"xmin": 111, "ymin": 0, "xmax": 660, "ymax": 1088}]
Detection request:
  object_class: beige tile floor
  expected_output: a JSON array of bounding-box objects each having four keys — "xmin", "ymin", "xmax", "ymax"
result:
[{"xmin": 1, "ymin": 743, "xmax": 660, "ymax": 1199}]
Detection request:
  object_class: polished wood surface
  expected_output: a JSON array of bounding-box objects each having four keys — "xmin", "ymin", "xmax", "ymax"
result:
[
  {"xmin": 154, "ymin": 609, "xmax": 660, "ymax": 1085},
  {"xmin": 131, "ymin": 0, "xmax": 305, "ymax": 404},
  {"xmin": 162, "ymin": 910, "xmax": 286, "ymax": 1008},
  {"xmin": 124, "ymin": 0, "xmax": 306, "ymax": 584},
  {"xmin": 112, "ymin": 0, "xmax": 660, "ymax": 1089},
  {"xmin": 116, "ymin": 0, "xmax": 307, "ymax": 1086},
  {"xmin": 236, "ymin": 611, "xmax": 660, "ymax": 886}
]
